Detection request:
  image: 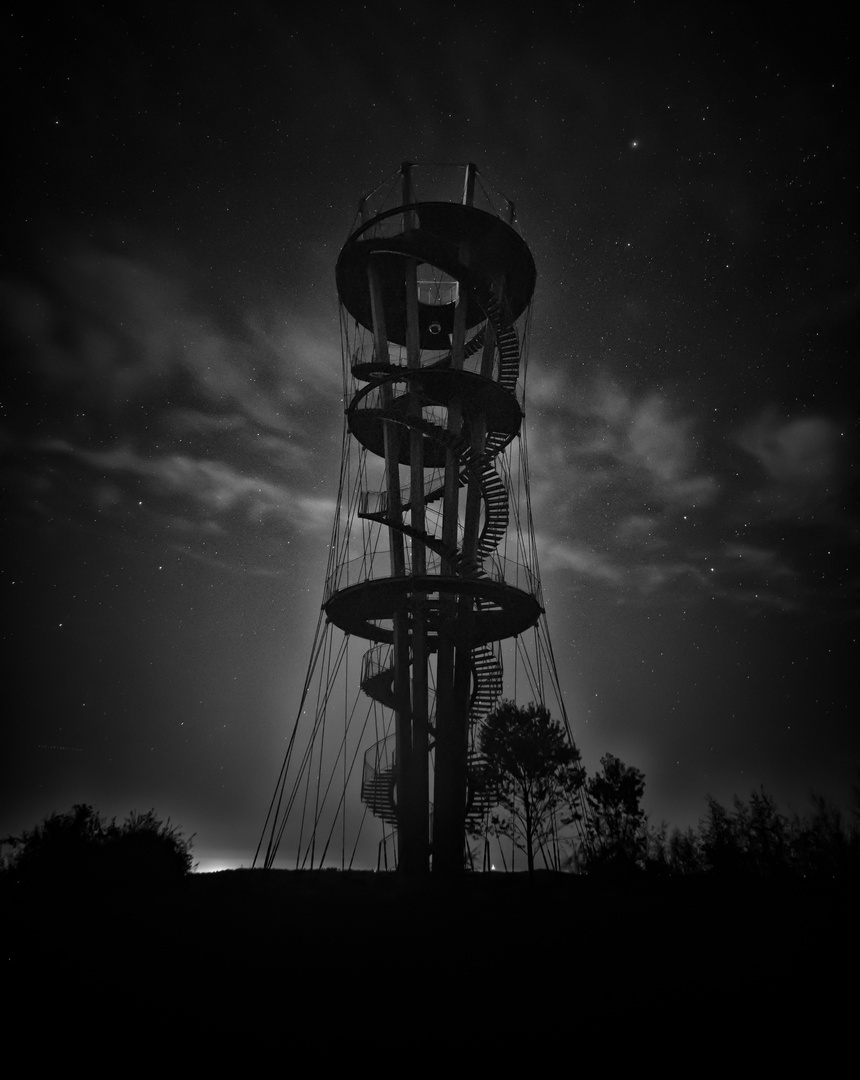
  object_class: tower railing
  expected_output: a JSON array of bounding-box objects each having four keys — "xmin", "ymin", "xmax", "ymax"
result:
[{"xmin": 324, "ymin": 551, "xmax": 539, "ymax": 605}]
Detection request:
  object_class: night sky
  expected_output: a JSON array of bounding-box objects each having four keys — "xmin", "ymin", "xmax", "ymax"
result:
[{"xmin": 3, "ymin": 3, "xmax": 857, "ymax": 871}]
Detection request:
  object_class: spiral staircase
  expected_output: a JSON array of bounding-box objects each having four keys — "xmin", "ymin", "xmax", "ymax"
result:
[{"xmin": 351, "ymin": 295, "xmax": 521, "ymax": 834}]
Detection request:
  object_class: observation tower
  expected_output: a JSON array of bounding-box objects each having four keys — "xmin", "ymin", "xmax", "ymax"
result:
[{"xmin": 257, "ymin": 163, "xmax": 577, "ymax": 875}]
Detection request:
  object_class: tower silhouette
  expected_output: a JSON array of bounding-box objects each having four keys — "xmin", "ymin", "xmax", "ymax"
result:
[{"xmin": 257, "ymin": 163, "xmax": 580, "ymax": 875}]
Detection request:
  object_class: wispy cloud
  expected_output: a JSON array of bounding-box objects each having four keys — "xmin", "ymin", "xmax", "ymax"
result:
[
  {"xmin": 1, "ymin": 240, "xmax": 345, "ymax": 560},
  {"xmin": 33, "ymin": 438, "xmax": 334, "ymax": 537},
  {"xmin": 529, "ymin": 374, "xmax": 719, "ymax": 527},
  {"xmin": 579, "ymin": 377, "xmax": 720, "ymax": 509},
  {"xmin": 539, "ymin": 537, "xmax": 623, "ymax": 583},
  {"xmin": 526, "ymin": 374, "xmax": 855, "ymax": 615},
  {"xmin": 0, "ymin": 241, "xmax": 341, "ymax": 436},
  {"xmin": 614, "ymin": 514, "xmax": 666, "ymax": 550},
  {"xmin": 735, "ymin": 407, "xmax": 846, "ymax": 522}
]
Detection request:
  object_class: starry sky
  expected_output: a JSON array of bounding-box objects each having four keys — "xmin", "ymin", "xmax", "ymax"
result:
[{"xmin": 3, "ymin": 2, "xmax": 857, "ymax": 871}]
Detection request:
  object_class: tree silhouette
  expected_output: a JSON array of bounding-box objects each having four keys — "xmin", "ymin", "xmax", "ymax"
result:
[
  {"xmin": 699, "ymin": 795, "xmax": 744, "ymax": 874},
  {"xmin": 104, "ymin": 809, "xmax": 195, "ymax": 883},
  {"xmin": 1, "ymin": 804, "xmax": 195, "ymax": 885},
  {"xmin": 477, "ymin": 700, "xmax": 585, "ymax": 875},
  {"xmin": 699, "ymin": 788, "xmax": 860, "ymax": 879},
  {"xmin": 0, "ymin": 803, "xmax": 105, "ymax": 884},
  {"xmin": 585, "ymin": 753, "xmax": 647, "ymax": 871},
  {"xmin": 789, "ymin": 794, "xmax": 856, "ymax": 880},
  {"xmin": 667, "ymin": 825, "xmax": 704, "ymax": 875}
]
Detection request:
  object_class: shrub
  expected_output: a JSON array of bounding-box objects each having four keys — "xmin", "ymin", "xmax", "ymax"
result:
[
  {"xmin": 1, "ymin": 804, "xmax": 195, "ymax": 886},
  {"xmin": 105, "ymin": 809, "xmax": 195, "ymax": 882}
]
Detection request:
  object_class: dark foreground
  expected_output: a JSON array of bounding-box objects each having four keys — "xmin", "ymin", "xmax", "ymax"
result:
[{"xmin": 4, "ymin": 869, "xmax": 857, "ymax": 1040}]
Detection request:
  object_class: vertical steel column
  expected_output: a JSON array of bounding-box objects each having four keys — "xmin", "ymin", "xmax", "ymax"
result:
[
  {"xmin": 432, "ymin": 163, "xmax": 479, "ymax": 874},
  {"xmin": 367, "ymin": 257, "xmax": 416, "ymax": 871},
  {"xmin": 402, "ymin": 163, "xmax": 429, "ymax": 872}
]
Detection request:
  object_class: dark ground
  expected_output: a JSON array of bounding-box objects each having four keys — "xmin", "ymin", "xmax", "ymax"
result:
[{"xmin": 4, "ymin": 869, "xmax": 856, "ymax": 1046}]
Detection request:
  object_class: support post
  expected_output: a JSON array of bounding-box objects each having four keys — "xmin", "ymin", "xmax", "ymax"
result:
[
  {"xmin": 402, "ymin": 161, "xmax": 429, "ymax": 873},
  {"xmin": 368, "ymin": 258, "xmax": 418, "ymax": 871}
]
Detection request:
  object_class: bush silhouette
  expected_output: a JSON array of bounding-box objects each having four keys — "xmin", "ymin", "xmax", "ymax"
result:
[
  {"xmin": 1, "ymin": 804, "xmax": 195, "ymax": 886},
  {"xmin": 104, "ymin": 809, "xmax": 195, "ymax": 883}
]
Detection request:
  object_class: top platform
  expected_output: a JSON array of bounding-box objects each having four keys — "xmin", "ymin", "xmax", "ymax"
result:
[{"xmin": 336, "ymin": 202, "xmax": 536, "ymax": 349}]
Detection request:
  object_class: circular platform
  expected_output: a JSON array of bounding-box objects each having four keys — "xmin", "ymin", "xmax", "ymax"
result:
[
  {"xmin": 324, "ymin": 575, "xmax": 541, "ymax": 647},
  {"xmin": 336, "ymin": 202, "xmax": 536, "ymax": 349},
  {"xmin": 347, "ymin": 368, "xmax": 521, "ymax": 465}
]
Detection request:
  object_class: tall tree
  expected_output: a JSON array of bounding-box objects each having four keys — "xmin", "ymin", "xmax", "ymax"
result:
[
  {"xmin": 478, "ymin": 700, "xmax": 585, "ymax": 874},
  {"xmin": 586, "ymin": 753, "xmax": 647, "ymax": 870}
]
